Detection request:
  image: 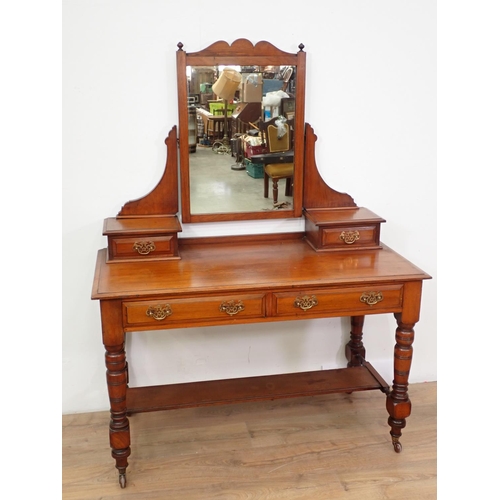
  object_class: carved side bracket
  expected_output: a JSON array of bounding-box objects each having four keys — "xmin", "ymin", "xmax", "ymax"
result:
[
  {"xmin": 303, "ymin": 124, "xmax": 357, "ymax": 209},
  {"xmin": 118, "ymin": 126, "xmax": 178, "ymax": 217}
]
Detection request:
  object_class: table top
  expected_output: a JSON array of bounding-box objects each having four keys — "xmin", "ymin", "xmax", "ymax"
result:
[{"xmin": 92, "ymin": 232, "xmax": 430, "ymax": 301}]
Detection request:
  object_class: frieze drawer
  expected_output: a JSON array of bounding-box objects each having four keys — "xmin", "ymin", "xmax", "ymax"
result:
[
  {"xmin": 123, "ymin": 293, "xmax": 266, "ymax": 329},
  {"xmin": 272, "ymin": 285, "xmax": 404, "ymax": 318}
]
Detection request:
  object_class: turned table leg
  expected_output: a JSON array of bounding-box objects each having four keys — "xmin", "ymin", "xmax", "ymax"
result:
[
  {"xmin": 386, "ymin": 312, "xmax": 415, "ymax": 453},
  {"xmin": 345, "ymin": 315, "xmax": 366, "ymax": 367},
  {"xmin": 101, "ymin": 300, "xmax": 130, "ymax": 488},
  {"xmin": 105, "ymin": 343, "xmax": 130, "ymax": 487}
]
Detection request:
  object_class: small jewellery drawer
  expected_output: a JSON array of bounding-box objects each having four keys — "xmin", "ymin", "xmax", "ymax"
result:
[
  {"xmin": 108, "ymin": 235, "xmax": 177, "ymax": 261},
  {"xmin": 273, "ymin": 285, "xmax": 403, "ymax": 318},
  {"xmin": 103, "ymin": 216, "xmax": 182, "ymax": 262},
  {"xmin": 303, "ymin": 208, "xmax": 384, "ymax": 252},
  {"xmin": 123, "ymin": 293, "xmax": 266, "ymax": 328},
  {"xmin": 321, "ymin": 225, "xmax": 379, "ymax": 249}
]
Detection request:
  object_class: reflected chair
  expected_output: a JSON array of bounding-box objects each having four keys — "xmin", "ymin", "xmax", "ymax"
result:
[
  {"xmin": 207, "ymin": 115, "xmax": 225, "ymax": 142},
  {"xmin": 258, "ymin": 118, "xmax": 294, "ymax": 206}
]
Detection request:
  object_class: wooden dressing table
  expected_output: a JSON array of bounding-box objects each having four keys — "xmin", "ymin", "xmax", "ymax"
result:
[{"xmin": 91, "ymin": 40, "xmax": 430, "ymax": 488}]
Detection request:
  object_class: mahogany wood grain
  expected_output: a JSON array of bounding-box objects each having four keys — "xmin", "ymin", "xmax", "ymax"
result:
[
  {"xmin": 126, "ymin": 365, "xmax": 389, "ymax": 414},
  {"xmin": 92, "ymin": 236, "xmax": 429, "ymax": 301}
]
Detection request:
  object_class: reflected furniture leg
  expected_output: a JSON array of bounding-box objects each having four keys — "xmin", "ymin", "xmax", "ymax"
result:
[
  {"xmin": 271, "ymin": 178, "xmax": 279, "ymax": 204},
  {"xmin": 386, "ymin": 312, "xmax": 416, "ymax": 453}
]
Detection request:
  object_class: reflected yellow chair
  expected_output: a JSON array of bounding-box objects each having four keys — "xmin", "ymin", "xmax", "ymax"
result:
[{"xmin": 261, "ymin": 119, "xmax": 294, "ymax": 205}]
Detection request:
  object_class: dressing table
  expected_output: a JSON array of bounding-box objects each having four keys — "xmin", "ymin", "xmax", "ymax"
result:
[{"xmin": 91, "ymin": 39, "xmax": 430, "ymax": 488}]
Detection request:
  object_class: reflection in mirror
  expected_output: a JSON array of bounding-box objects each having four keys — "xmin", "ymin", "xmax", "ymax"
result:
[{"xmin": 187, "ymin": 64, "xmax": 297, "ymax": 215}]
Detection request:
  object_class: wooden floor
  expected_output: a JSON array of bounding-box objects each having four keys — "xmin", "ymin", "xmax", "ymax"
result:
[{"xmin": 62, "ymin": 381, "xmax": 436, "ymax": 499}]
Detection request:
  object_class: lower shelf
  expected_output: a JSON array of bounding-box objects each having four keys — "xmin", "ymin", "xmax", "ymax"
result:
[{"xmin": 126, "ymin": 362, "xmax": 390, "ymax": 414}]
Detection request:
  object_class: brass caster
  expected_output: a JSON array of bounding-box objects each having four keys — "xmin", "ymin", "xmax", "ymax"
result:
[
  {"xmin": 392, "ymin": 436, "xmax": 403, "ymax": 453},
  {"xmin": 119, "ymin": 473, "xmax": 127, "ymax": 488}
]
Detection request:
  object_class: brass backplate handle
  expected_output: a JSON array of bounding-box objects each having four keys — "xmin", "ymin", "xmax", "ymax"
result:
[
  {"xmin": 360, "ymin": 292, "xmax": 384, "ymax": 306},
  {"xmin": 146, "ymin": 304, "xmax": 172, "ymax": 320},
  {"xmin": 220, "ymin": 300, "xmax": 245, "ymax": 316},
  {"xmin": 339, "ymin": 230, "xmax": 360, "ymax": 245},
  {"xmin": 133, "ymin": 241, "xmax": 156, "ymax": 255},
  {"xmin": 294, "ymin": 295, "xmax": 318, "ymax": 311}
]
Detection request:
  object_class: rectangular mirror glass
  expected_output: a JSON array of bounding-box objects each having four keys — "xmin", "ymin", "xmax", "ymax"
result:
[{"xmin": 188, "ymin": 64, "xmax": 297, "ymax": 215}]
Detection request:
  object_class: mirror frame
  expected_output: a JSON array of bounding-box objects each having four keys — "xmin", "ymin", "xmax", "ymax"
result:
[{"xmin": 177, "ymin": 39, "xmax": 306, "ymax": 223}]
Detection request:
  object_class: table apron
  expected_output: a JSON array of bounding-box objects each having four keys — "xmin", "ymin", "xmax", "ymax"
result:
[{"xmin": 121, "ymin": 284, "xmax": 404, "ymax": 332}]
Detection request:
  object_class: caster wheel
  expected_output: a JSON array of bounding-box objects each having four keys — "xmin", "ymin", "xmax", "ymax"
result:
[
  {"xmin": 392, "ymin": 438, "xmax": 403, "ymax": 453},
  {"xmin": 119, "ymin": 473, "xmax": 127, "ymax": 488}
]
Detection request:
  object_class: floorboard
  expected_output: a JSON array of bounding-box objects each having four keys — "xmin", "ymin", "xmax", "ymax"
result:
[{"xmin": 62, "ymin": 381, "xmax": 436, "ymax": 499}]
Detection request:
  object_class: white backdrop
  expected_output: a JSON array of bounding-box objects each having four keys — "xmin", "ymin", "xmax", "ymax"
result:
[{"xmin": 62, "ymin": 0, "xmax": 436, "ymax": 414}]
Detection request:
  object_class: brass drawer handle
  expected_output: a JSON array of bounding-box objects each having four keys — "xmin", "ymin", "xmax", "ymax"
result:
[
  {"xmin": 133, "ymin": 241, "xmax": 156, "ymax": 255},
  {"xmin": 294, "ymin": 295, "xmax": 318, "ymax": 311},
  {"xmin": 339, "ymin": 230, "xmax": 360, "ymax": 245},
  {"xmin": 146, "ymin": 304, "xmax": 172, "ymax": 320},
  {"xmin": 220, "ymin": 300, "xmax": 245, "ymax": 316},
  {"xmin": 360, "ymin": 292, "xmax": 384, "ymax": 306}
]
